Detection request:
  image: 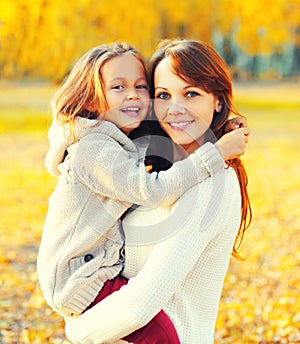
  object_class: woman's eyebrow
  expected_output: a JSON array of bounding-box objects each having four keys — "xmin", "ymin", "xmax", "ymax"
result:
[
  {"xmin": 154, "ymin": 86, "xmax": 168, "ymax": 90},
  {"xmin": 155, "ymin": 85, "xmax": 195, "ymax": 90}
]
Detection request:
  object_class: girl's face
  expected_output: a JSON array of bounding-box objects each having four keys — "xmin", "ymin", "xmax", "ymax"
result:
[
  {"xmin": 102, "ymin": 53, "xmax": 150, "ymax": 135},
  {"xmin": 154, "ymin": 57, "xmax": 221, "ymax": 153}
]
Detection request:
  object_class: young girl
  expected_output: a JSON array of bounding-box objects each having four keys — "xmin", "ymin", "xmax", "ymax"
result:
[
  {"xmin": 37, "ymin": 42, "xmax": 248, "ymax": 343},
  {"xmin": 64, "ymin": 39, "xmax": 251, "ymax": 344}
]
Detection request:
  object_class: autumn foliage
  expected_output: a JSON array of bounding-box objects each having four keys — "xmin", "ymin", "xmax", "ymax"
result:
[{"xmin": 1, "ymin": 0, "xmax": 300, "ymax": 80}]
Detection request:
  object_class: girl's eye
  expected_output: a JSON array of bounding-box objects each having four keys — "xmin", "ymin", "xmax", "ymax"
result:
[
  {"xmin": 136, "ymin": 84, "xmax": 148, "ymax": 90},
  {"xmin": 186, "ymin": 91, "xmax": 199, "ymax": 98},
  {"xmin": 156, "ymin": 92, "xmax": 170, "ymax": 100},
  {"xmin": 112, "ymin": 84, "xmax": 124, "ymax": 90}
]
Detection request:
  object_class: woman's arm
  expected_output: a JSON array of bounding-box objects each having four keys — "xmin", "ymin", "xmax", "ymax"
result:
[{"xmin": 65, "ymin": 168, "xmax": 240, "ymax": 344}]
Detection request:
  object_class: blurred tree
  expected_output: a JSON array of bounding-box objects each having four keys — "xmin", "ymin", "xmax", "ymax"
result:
[
  {"xmin": 231, "ymin": 0, "xmax": 296, "ymax": 55},
  {"xmin": 0, "ymin": 0, "xmax": 299, "ymax": 80}
]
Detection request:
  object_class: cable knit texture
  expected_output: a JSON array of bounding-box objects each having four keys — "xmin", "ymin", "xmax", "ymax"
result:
[
  {"xmin": 65, "ymin": 167, "xmax": 241, "ymax": 344},
  {"xmin": 37, "ymin": 117, "xmax": 225, "ymax": 316}
]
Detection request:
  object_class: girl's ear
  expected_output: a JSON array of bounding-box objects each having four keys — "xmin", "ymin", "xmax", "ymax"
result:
[
  {"xmin": 82, "ymin": 100, "xmax": 99, "ymax": 119},
  {"xmin": 85, "ymin": 103, "xmax": 97, "ymax": 112}
]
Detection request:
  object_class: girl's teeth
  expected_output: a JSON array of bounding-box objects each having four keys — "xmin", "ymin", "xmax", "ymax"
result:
[{"xmin": 123, "ymin": 107, "xmax": 139, "ymax": 112}]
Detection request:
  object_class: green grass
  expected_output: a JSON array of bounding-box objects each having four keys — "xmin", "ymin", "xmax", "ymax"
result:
[{"xmin": 0, "ymin": 81, "xmax": 299, "ymax": 343}]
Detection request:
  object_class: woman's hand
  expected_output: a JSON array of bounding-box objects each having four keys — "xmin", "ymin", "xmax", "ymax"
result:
[
  {"xmin": 216, "ymin": 117, "xmax": 250, "ymax": 160},
  {"xmin": 64, "ymin": 315, "xmax": 79, "ymax": 344},
  {"xmin": 64, "ymin": 315, "xmax": 133, "ymax": 343}
]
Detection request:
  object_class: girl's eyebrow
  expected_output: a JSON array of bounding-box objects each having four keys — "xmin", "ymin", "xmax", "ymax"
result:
[
  {"xmin": 136, "ymin": 75, "xmax": 147, "ymax": 81},
  {"xmin": 108, "ymin": 77, "xmax": 125, "ymax": 83},
  {"xmin": 109, "ymin": 76, "xmax": 147, "ymax": 83}
]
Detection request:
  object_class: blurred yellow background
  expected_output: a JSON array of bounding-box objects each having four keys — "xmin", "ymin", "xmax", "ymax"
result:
[
  {"xmin": 1, "ymin": 0, "xmax": 300, "ymax": 81},
  {"xmin": 1, "ymin": 1, "xmax": 300, "ymax": 343}
]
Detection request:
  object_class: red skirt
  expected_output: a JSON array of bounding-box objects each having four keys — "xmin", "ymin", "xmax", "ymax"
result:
[{"xmin": 86, "ymin": 275, "xmax": 180, "ymax": 344}]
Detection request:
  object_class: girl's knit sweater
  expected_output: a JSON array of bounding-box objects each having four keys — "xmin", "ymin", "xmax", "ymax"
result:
[
  {"xmin": 65, "ymin": 166, "xmax": 241, "ymax": 344},
  {"xmin": 37, "ymin": 117, "xmax": 224, "ymax": 316}
]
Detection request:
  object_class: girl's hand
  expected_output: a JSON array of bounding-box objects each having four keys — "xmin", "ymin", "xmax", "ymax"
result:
[
  {"xmin": 216, "ymin": 117, "xmax": 250, "ymax": 160},
  {"xmin": 224, "ymin": 116, "xmax": 247, "ymax": 133}
]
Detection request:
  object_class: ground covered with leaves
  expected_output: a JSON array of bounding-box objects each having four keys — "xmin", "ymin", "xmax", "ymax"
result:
[{"xmin": 0, "ymin": 82, "xmax": 299, "ymax": 343}]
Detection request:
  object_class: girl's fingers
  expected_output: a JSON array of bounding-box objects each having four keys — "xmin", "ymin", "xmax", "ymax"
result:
[{"xmin": 224, "ymin": 117, "xmax": 249, "ymax": 133}]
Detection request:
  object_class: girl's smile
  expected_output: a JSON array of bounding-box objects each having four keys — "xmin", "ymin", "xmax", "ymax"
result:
[
  {"xmin": 120, "ymin": 103, "xmax": 144, "ymax": 117},
  {"xmin": 102, "ymin": 53, "xmax": 150, "ymax": 135}
]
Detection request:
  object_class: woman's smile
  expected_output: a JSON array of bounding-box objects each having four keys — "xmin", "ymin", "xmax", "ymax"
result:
[
  {"xmin": 154, "ymin": 57, "xmax": 221, "ymax": 153},
  {"xmin": 166, "ymin": 120, "xmax": 195, "ymax": 131}
]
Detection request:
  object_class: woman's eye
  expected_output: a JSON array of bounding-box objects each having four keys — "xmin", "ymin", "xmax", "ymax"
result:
[
  {"xmin": 156, "ymin": 92, "xmax": 169, "ymax": 100},
  {"xmin": 186, "ymin": 91, "xmax": 199, "ymax": 98}
]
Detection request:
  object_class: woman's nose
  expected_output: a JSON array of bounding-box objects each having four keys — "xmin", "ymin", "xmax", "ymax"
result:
[{"xmin": 167, "ymin": 101, "xmax": 186, "ymax": 115}]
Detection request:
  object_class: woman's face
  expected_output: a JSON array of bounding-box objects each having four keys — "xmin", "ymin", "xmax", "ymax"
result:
[
  {"xmin": 154, "ymin": 57, "xmax": 221, "ymax": 153},
  {"xmin": 102, "ymin": 53, "xmax": 150, "ymax": 135}
]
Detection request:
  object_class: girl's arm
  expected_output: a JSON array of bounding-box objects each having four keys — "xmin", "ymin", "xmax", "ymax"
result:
[
  {"xmin": 72, "ymin": 128, "xmax": 247, "ymax": 207},
  {"xmin": 217, "ymin": 126, "xmax": 249, "ymax": 161},
  {"xmin": 72, "ymin": 134, "xmax": 220, "ymax": 207},
  {"xmin": 65, "ymin": 168, "xmax": 241, "ymax": 343}
]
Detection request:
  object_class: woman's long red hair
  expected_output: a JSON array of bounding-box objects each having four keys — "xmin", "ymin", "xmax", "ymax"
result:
[{"xmin": 147, "ymin": 39, "xmax": 252, "ymax": 259}]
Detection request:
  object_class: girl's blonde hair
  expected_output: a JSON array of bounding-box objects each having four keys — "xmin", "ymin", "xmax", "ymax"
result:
[{"xmin": 51, "ymin": 42, "xmax": 147, "ymax": 139}]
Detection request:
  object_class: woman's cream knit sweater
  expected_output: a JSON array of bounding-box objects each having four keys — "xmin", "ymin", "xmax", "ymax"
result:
[{"xmin": 65, "ymin": 166, "xmax": 241, "ymax": 344}]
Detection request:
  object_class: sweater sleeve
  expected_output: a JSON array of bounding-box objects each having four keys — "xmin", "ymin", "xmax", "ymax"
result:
[
  {"xmin": 72, "ymin": 134, "xmax": 225, "ymax": 208},
  {"xmin": 64, "ymin": 169, "xmax": 239, "ymax": 344}
]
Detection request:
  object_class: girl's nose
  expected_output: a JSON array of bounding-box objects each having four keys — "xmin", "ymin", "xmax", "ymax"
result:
[
  {"xmin": 167, "ymin": 101, "xmax": 186, "ymax": 116},
  {"xmin": 126, "ymin": 90, "xmax": 138, "ymax": 100}
]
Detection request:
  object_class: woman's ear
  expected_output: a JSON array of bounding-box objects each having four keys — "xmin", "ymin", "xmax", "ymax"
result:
[{"xmin": 215, "ymin": 100, "xmax": 222, "ymax": 113}]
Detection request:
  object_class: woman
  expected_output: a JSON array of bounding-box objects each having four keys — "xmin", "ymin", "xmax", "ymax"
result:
[{"xmin": 65, "ymin": 39, "xmax": 251, "ymax": 344}]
